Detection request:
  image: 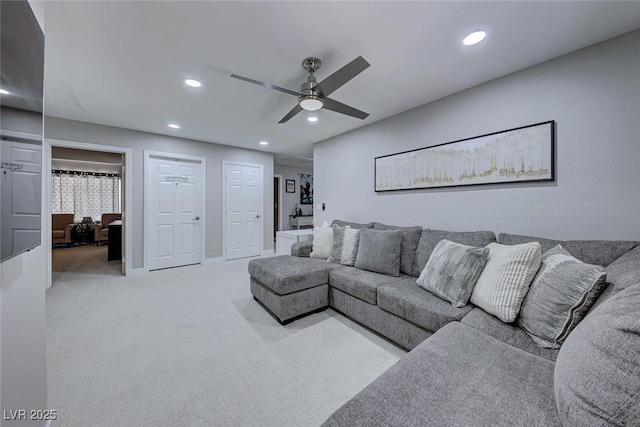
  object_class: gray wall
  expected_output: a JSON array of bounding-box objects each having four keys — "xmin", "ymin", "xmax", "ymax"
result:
[
  {"xmin": 1, "ymin": 108, "xmax": 47, "ymax": 426},
  {"xmin": 1, "ymin": 106, "xmax": 43, "ymax": 135},
  {"xmin": 274, "ymin": 164, "xmax": 313, "ymax": 231},
  {"xmin": 314, "ymin": 29, "xmax": 640, "ymax": 242},
  {"xmin": 44, "ymin": 117, "xmax": 274, "ymax": 267}
]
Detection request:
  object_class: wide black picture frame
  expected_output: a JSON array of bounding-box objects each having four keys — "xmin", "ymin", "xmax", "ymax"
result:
[{"xmin": 375, "ymin": 120, "xmax": 555, "ymax": 192}]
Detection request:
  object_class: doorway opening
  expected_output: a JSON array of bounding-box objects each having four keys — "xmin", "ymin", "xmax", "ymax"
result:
[{"xmin": 45, "ymin": 139, "xmax": 132, "ymax": 288}]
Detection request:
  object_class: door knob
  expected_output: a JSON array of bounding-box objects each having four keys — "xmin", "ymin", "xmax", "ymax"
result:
[
  {"xmin": 193, "ymin": 216, "xmax": 200, "ymax": 221},
  {"xmin": 255, "ymin": 214, "xmax": 261, "ymax": 219}
]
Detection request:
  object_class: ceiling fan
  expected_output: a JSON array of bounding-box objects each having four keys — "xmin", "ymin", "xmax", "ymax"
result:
[{"xmin": 230, "ymin": 56, "xmax": 370, "ymax": 124}]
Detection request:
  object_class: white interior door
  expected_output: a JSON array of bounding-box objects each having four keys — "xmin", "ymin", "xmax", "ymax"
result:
[
  {"xmin": 148, "ymin": 156, "xmax": 202, "ymax": 270},
  {"xmin": 1, "ymin": 140, "xmax": 42, "ymax": 260},
  {"xmin": 225, "ymin": 162, "xmax": 262, "ymax": 260}
]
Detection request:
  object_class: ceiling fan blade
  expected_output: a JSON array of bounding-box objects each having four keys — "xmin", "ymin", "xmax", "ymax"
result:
[
  {"xmin": 322, "ymin": 97, "xmax": 369, "ymax": 120},
  {"xmin": 314, "ymin": 56, "xmax": 370, "ymax": 97},
  {"xmin": 230, "ymin": 73, "xmax": 301, "ymax": 97},
  {"xmin": 278, "ymin": 104, "xmax": 303, "ymax": 124}
]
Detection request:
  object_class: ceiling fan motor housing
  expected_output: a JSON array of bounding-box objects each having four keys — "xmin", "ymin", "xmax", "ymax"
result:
[{"xmin": 299, "ymin": 58, "xmax": 324, "ymax": 110}]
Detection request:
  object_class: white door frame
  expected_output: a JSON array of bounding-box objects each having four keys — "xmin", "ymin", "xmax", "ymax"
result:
[
  {"xmin": 274, "ymin": 174, "xmax": 283, "ymax": 234},
  {"xmin": 144, "ymin": 150, "xmax": 206, "ymax": 272},
  {"xmin": 222, "ymin": 160, "xmax": 264, "ymax": 260},
  {"xmin": 44, "ymin": 138, "xmax": 133, "ymax": 287}
]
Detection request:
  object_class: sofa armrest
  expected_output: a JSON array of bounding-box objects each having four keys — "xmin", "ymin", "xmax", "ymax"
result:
[
  {"xmin": 92, "ymin": 223, "xmax": 104, "ymax": 241},
  {"xmin": 291, "ymin": 240, "xmax": 313, "ymax": 257}
]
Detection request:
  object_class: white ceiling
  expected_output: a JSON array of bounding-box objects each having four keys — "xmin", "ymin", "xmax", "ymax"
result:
[{"xmin": 42, "ymin": 1, "xmax": 640, "ymax": 163}]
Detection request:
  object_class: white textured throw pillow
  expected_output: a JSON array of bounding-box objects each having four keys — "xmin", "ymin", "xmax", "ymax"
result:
[
  {"xmin": 309, "ymin": 226, "xmax": 333, "ymax": 259},
  {"xmin": 470, "ymin": 242, "xmax": 542, "ymax": 323}
]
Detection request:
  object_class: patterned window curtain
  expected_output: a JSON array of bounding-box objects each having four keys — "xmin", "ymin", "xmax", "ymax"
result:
[{"xmin": 51, "ymin": 172, "xmax": 121, "ymax": 223}]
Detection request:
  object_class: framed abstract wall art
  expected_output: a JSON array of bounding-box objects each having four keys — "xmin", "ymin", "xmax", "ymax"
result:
[{"xmin": 375, "ymin": 121, "xmax": 555, "ymax": 192}]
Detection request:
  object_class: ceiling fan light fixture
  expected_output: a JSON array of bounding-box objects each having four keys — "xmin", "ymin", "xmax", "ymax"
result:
[
  {"xmin": 299, "ymin": 96, "xmax": 323, "ymax": 111},
  {"xmin": 307, "ymin": 116, "xmax": 318, "ymax": 122}
]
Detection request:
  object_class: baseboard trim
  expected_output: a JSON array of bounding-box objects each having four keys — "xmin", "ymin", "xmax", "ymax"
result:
[
  {"xmin": 202, "ymin": 256, "xmax": 224, "ymax": 264},
  {"xmin": 128, "ymin": 267, "xmax": 147, "ymax": 277}
]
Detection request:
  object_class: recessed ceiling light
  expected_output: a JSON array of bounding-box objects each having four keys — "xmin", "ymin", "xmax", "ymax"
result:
[
  {"xmin": 184, "ymin": 79, "xmax": 202, "ymax": 88},
  {"xmin": 463, "ymin": 31, "xmax": 486, "ymax": 46},
  {"xmin": 307, "ymin": 116, "xmax": 318, "ymax": 122},
  {"xmin": 0, "ymin": 88, "xmax": 9, "ymax": 95},
  {"xmin": 259, "ymin": 141, "xmax": 268, "ymax": 145},
  {"xmin": 168, "ymin": 123, "xmax": 181, "ymax": 129}
]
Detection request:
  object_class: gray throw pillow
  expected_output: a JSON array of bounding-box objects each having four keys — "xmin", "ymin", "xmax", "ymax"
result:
[
  {"xmin": 412, "ymin": 229, "xmax": 496, "ymax": 277},
  {"xmin": 554, "ymin": 283, "xmax": 640, "ymax": 426},
  {"xmin": 519, "ymin": 245, "xmax": 607, "ymax": 348},
  {"xmin": 328, "ymin": 225, "xmax": 361, "ymax": 266},
  {"xmin": 354, "ymin": 229, "xmax": 402, "ymax": 276},
  {"xmin": 373, "ymin": 223, "xmax": 422, "ymax": 276},
  {"xmin": 417, "ymin": 239, "xmax": 489, "ymax": 308}
]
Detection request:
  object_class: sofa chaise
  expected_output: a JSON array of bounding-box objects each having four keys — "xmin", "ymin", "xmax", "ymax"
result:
[{"xmin": 248, "ymin": 220, "xmax": 640, "ymax": 426}]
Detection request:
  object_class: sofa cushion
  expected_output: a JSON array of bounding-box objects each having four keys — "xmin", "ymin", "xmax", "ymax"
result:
[
  {"xmin": 417, "ymin": 239, "xmax": 489, "ymax": 308},
  {"xmin": 498, "ymin": 233, "xmax": 638, "ymax": 267},
  {"xmin": 374, "ymin": 223, "xmax": 423, "ymax": 275},
  {"xmin": 377, "ymin": 278, "xmax": 473, "ymax": 332},
  {"xmin": 470, "ymin": 242, "xmax": 542, "ymax": 323},
  {"xmin": 592, "ymin": 244, "xmax": 640, "ymax": 312},
  {"xmin": 329, "ymin": 267, "xmax": 403, "ymax": 305},
  {"xmin": 248, "ymin": 256, "xmax": 342, "ymax": 295},
  {"xmin": 331, "ymin": 219, "xmax": 375, "ymax": 229},
  {"xmin": 328, "ymin": 225, "xmax": 360, "ymax": 266},
  {"xmin": 322, "ymin": 322, "xmax": 561, "ymax": 427},
  {"xmin": 555, "ymin": 283, "xmax": 640, "ymax": 427},
  {"xmin": 519, "ymin": 245, "xmax": 607, "ymax": 349},
  {"xmin": 461, "ymin": 308, "xmax": 559, "ymax": 361},
  {"xmin": 354, "ymin": 229, "xmax": 402, "ymax": 276},
  {"xmin": 52, "ymin": 230, "xmax": 66, "ymax": 239},
  {"xmin": 310, "ymin": 226, "xmax": 333, "ymax": 259},
  {"xmin": 412, "ymin": 229, "xmax": 496, "ymax": 277}
]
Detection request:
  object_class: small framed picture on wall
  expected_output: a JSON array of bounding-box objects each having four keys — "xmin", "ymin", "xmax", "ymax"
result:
[{"xmin": 286, "ymin": 179, "xmax": 295, "ymax": 193}]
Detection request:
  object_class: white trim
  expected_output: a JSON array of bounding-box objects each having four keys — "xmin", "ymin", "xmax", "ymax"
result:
[
  {"xmin": 129, "ymin": 267, "xmax": 147, "ymax": 277},
  {"xmin": 144, "ymin": 150, "xmax": 207, "ymax": 272},
  {"xmin": 44, "ymin": 138, "xmax": 133, "ymax": 287},
  {"xmin": 0, "ymin": 129, "xmax": 41, "ymax": 142},
  {"xmin": 202, "ymin": 256, "xmax": 224, "ymax": 264},
  {"xmin": 261, "ymin": 249, "xmax": 275, "ymax": 256},
  {"xmin": 274, "ymin": 174, "xmax": 283, "ymax": 235},
  {"xmin": 222, "ymin": 160, "xmax": 264, "ymax": 261}
]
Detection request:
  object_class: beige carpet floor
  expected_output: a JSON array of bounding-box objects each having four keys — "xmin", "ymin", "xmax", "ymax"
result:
[
  {"xmin": 52, "ymin": 244, "xmax": 122, "ymax": 284},
  {"xmin": 46, "ymin": 254, "xmax": 405, "ymax": 427}
]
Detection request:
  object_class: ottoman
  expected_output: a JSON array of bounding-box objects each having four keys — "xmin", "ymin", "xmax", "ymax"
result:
[{"xmin": 248, "ymin": 256, "xmax": 343, "ymax": 324}]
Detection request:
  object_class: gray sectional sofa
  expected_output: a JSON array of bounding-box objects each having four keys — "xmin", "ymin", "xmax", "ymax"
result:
[{"xmin": 248, "ymin": 220, "xmax": 640, "ymax": 426}]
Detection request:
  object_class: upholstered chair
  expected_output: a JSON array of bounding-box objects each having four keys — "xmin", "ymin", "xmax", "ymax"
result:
[
  {"xmin": 52, "ymin": 213, "xmax": 74, "ymax": 246},
  {"xmin": 92, "ymin": 213, "xmax": 122, "ymax": 244}
]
